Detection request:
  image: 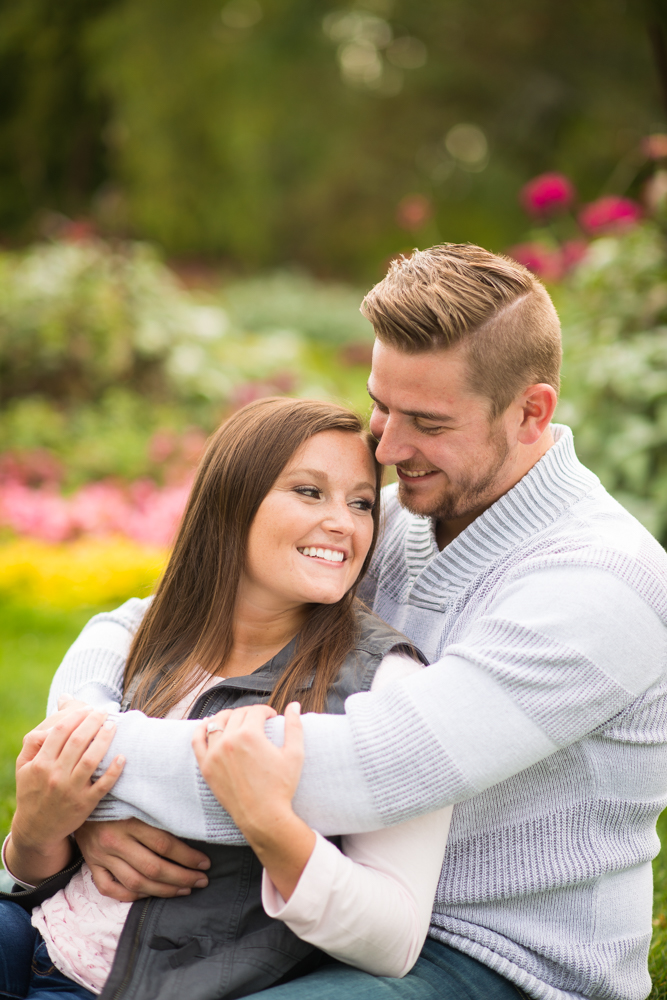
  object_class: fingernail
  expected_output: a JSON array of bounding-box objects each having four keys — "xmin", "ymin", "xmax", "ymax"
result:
[
  {"xmin": 116, "ymin": 755, "xmax": 125, "ymax": 765},
  {"xmin": 290, "ymin": 702, "xmax": 301, "ymax": 715},
  {"xmin": 176, "ymin": 888, "xmax": 191, "ymax": 896},
  {"xmin": 103, "ymin": 720, "xmax": 115, "ymax": 730},
  {"xmin": 198, "ymin": 860, "xmax": 211, "ymax": 869},
  {"xmin": 194, "ymin": 878, "xmax": 208, "ymax": 888}
]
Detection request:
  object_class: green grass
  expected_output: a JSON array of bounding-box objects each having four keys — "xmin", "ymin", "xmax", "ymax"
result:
[
  {"xmin": 0, "ymin": 599, "xmax": 666, "ymax": 995},
  {"xmin": 0, "ymin": 600, "xmax": 104, "ymax": 837}
]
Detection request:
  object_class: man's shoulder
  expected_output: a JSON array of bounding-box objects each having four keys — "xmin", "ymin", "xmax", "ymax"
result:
[{"xmin": 541, "ymin": 484, "xmax": 667, "ymax": 575}]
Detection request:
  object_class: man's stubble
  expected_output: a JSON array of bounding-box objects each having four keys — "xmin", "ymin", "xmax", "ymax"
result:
[{"xmin": 397, "ymin": 422, "xmax": 511, "ymax": 523}]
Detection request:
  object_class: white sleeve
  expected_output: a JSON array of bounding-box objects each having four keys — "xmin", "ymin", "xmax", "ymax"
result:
[{"xmin": 261, "ymin": 652, "xmax": 452, "ymax": 977}]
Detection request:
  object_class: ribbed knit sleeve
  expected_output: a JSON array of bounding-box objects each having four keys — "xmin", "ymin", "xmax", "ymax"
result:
[{"xmin": 46, "ymin": 598, "xmax": 151, "ymax": 716}]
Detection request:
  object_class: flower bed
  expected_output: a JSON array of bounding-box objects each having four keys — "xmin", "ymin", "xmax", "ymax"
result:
[{"xmin": 0, "ymin": 537, "xmax": 166, "ymax": 609}]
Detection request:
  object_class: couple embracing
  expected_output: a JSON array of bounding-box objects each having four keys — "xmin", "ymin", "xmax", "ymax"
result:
[{"xmin": 2, "ymin": 243, "xmax": 667, "ymax": 1000}]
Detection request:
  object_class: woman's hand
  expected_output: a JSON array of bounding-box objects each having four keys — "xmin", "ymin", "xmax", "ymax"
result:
[
  {"xmin": 192, "ymin": 703, "xmax": 316, "ymax": 901},
  {"xmin": 6, "ymin": 708, "xmax": 125, "ymax": 885}
]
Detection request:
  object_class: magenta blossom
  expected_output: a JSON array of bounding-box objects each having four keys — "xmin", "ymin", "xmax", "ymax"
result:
[
  {"xmin": 578, "ymin": 196, "xmax": 642, "ymax": 235},
  {"xmin": 506, "ymin": 242, "xmax": 563, "ymax": 283},
  {"xmin": 520, "ymin": 173, "xmax": 575, "ymax": 219}
]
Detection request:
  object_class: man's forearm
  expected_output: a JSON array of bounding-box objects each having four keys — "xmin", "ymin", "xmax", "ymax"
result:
[{"xmin": 92, "ymin": 710, "xmax": 384, "ymax": 840}]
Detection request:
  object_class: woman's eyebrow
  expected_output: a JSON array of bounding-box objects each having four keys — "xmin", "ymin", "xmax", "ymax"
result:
[{"xmin": 286, "ymin": 468, "xmax": 375, "ymax": 492}]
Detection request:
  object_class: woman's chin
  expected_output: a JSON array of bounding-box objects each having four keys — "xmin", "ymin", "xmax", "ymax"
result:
[{"xmin": 295, "ymin": 582, "xmax": 349, "ymax": 606}]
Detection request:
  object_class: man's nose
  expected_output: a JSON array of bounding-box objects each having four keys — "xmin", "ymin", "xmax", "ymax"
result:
[{"xmin": 373, "ymin": 413, "xmax": 415, "ymax": 466}]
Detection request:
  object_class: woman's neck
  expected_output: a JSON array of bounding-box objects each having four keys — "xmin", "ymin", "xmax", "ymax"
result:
[{"xmin": 223, "ymin": 589, "xmax": 309, "ymax": 679}]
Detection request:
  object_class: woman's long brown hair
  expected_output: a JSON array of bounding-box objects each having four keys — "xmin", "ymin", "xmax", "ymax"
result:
[{"xmin": 124, "ymin": 397, "xmax": 383, "ymax": 717}]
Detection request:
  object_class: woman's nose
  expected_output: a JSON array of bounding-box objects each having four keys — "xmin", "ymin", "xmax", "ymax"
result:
[{"xmin": 322, "ymin": 500, "xmax": 356, "ymax": 534}]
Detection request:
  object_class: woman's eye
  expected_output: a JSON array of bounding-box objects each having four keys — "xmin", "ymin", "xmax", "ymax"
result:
[
  {"xmin": 350, "ymin": 498, "xmax": 375, "ymax": 512},
  {"xmin": 294, "ymin": 486, "xmax": 322, "ymax": 499}
]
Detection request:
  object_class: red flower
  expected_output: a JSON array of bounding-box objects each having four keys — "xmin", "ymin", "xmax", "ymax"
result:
[
  {"xmin": 506, "ymin": 243, "xmax": 563, "ymax": 282},
  {"xmin": 578, "ymin": 196, "xmax": 642, "ymax": 235},
  {"xmin": 520, "ymin": 173, "xmax": 575, "ymax": 219}
]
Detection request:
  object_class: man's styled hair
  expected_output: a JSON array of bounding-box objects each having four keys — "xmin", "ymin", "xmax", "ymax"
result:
[{"xmin": 361, "ymin": 243, "xmax": 562, "ymax": 418}]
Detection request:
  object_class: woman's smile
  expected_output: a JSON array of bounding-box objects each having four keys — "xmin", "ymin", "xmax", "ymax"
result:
[
  {"xmin": 297, "ymin": 546, "xmax": 347, "ymax": 563},
  {"xmin": 240, "ymin": 429, "xmax": 376, "ymax": 611}
]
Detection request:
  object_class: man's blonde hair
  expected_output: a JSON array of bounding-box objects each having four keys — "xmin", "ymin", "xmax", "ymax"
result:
[{"xmin": 361, "ymin": 243, "xmax": 562, "ymax": 418}]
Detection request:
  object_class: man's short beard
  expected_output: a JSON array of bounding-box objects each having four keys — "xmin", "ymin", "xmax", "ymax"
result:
[{"xmin": 398, "ymin": 422, "xmax": 511, "ymax": 522}]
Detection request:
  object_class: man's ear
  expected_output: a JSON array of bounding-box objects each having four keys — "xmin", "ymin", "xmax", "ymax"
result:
[{"xmin": 516, "ymin": 384, "xmax": 558, "ymax": 445}]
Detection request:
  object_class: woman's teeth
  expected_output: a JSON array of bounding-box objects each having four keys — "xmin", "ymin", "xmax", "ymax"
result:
[{"xmin": 298, "ymin": 547, "xmax": 345, "ymax": 562}]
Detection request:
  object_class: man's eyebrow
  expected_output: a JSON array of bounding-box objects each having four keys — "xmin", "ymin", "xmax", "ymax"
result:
[{"xmin": 367, "ymin": 387, "xmax": 455, "ymax": 424}]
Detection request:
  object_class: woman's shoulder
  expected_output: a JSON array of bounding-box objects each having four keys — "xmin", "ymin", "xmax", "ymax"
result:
[{"xmin": 352, "ymin": 604, "xmax": 426, "ymax": 665}]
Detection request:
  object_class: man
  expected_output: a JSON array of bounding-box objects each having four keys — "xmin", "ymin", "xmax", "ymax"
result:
[{"xmin": 37, "ymin": 246, "xmax": 667, "ymax": 999}]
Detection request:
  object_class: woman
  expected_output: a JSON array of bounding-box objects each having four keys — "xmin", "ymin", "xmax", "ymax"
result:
[{"xmin": 1, "ymin": 397, "xmax": 451, "ymax": 1000}]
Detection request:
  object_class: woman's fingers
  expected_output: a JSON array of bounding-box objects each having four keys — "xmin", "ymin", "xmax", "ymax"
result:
[
  {"xmin": 38, "ymin": 708, "xmax": 96, "ymax": 761},
  {"xmin": 283, "ymin": 702, "xmax": 304, "ymax": 753},
  {"xmin": 220, "ymin": 703, "xmax": 277, "ymax": 740},
  {"xmin": 70, "ymin": 718, "xmax": 118, "ymax": 783},
  {"xmin": 88, "ymin": 754, "xmax": 125, "ymax": 801},
  {"xmin": 17, "ymin": 727, "xmax": 51, "ymax": 769},
  {"xmin": 34, "ymin": 703, "xmax": 93, "ymax": 732},
  {"xmin": 56, "ymin": 710, "xmax": 109, "ymax": 773},
  {"xmin": 192, "ymin": 721, "xmax": 208, "ymax": 768}
]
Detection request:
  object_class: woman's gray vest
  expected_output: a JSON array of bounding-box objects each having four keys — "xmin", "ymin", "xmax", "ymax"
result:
[{"xmin": 3, "ymin": 608, "xmax": 422, "ymax": 1000}]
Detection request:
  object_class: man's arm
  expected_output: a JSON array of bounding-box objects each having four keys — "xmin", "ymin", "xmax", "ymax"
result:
[
  {"xmin": 47, "ymin": 597, "xmax": 151, "ymax": 715},
  {"xmin": 89, "ymin": 564, "xmax": 667, "ymax": 837}
]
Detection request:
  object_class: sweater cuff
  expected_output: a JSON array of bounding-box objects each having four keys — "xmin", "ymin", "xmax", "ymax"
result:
[
  {"xmin": 1, "ymin": 834, "xmax": 37, "ymax": 890},
  {"xmin": 261, "ymin": 831, "xmax": 337, "ymax": 925}
]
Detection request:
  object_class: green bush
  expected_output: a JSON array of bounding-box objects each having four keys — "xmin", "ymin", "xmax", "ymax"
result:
[
  {"xmin": 556, "ymin": 223, "xmax": 667, "ymax": 544},
  {"xmin": 0, "ymin": 239, "xmax": 374, "ymax": 486}
]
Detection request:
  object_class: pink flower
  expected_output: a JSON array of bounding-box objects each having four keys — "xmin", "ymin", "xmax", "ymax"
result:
[
  {"xmin": 0, "ymin": 482, "xmax": 73, "ymax": 541},
  {"xmin": 506, "ymin": 243, "xmax": 563, "ymax": 282},
  {"xmin": 578, "ymin": 196, "xmax": 642, "ymax": 235},
  {"xmin": 561, "ymin": 239, "xmax": 589, "ymax": 271},
  {"xmin": 396, "ymin": 194, "xmax": 434, "ymax": 231},
  {"xmin": 520, "ymin": 173, "xmax": 575, "ymax": 219},
  {"xmin": 642, "ymin": 134, "xmax": 667, "ymax": 160}
]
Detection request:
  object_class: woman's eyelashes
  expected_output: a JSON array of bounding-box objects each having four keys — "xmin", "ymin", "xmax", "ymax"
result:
[
  {"xmin": 350, "ymin": 497, "xmax": 375, "ymax": 512},
  {"xmin": 292, "ymin": 486, "xmax": 375, "ymax": 512},
  {"xmin": 293, "ymin": 485, "xmax": 322, "ymax": 500}
]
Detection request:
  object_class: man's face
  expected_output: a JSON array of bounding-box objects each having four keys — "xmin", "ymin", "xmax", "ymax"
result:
[{"xmin": 368, "ymin": 339, "xmax": 515, "ymax": 522}]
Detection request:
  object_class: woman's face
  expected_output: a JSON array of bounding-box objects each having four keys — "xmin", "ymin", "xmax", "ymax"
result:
[{"xmin": 241, "ymin": 430, "xmax": 377, "ymax": 612}]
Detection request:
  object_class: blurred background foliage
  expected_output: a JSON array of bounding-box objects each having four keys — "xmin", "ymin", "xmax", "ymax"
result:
[
  {"xmin": 2, "ymin": 3, "xmax": 667, "ymax": 987},
  {"xmin": 0, "ymin": 0, "xmax": 663, "ymax": 279}
]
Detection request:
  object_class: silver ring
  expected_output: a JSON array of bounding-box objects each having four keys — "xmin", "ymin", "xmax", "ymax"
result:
[{"xmin": 206, "ymin": 721, "xmax": 224, "ymax": 735}]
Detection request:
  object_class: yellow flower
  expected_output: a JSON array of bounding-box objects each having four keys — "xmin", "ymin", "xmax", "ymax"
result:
[{"xmin": 0, "ymin": 537, "xmax": 167, "ymax": 609}]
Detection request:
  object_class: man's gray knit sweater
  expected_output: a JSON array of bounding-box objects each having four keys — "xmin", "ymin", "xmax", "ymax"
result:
[{"xmin": 47, "ymin": 426, "xmax": 667, "ymax": 1000}]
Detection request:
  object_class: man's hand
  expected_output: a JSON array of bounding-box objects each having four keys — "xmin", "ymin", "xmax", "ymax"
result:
[{"xmin": 75, "ymin": 818, "xmax": 211, "ymax": 902}]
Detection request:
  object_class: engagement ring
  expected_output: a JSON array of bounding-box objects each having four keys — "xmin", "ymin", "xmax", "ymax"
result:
[{"xmin": 206, "ymin": 720, "xmax": 224, "ymax": 736}]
